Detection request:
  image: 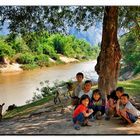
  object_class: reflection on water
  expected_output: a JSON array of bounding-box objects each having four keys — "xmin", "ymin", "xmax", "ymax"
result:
[{"xmin": 0, "ymin": 61, "xmax": 98, "ymax": 112}]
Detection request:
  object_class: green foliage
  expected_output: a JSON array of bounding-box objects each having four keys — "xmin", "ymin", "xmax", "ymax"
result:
[
  {"xmin": 0, "ymin": 38, "xmax": 15, "ymax": 58},
  {"xmin": 50, "ymin": 34, "xmax": 65, "ymax": 54},
  {"xmin": 16, "ymin": 53, "xmax": 35, "ymax": 64},
  {"xmin": 1, "ymin": 6, "xmax": 140, "ymax": 36},
  {"xmin": 20, "ymin": 64, "xmax": 38, "ymax": 70},
  {"xmin": 7, "ymin": 36, "xmax": 29, "ymax": 53},
  {"xmin": 35, "ymin": 54, "xmax": 50, "ymax": 67},
  {"xmin": 119, "ymin": 31, "xmax": 140, "ymax": 75},
  {"xmin": 0, "ymin": 30, "xmax": 99, "ymax": 69},
  {"xmin": 118, "ymin": 75, "xmax": 140, "ymax": 96},
  {"xmin": 134, "ymin": 62, "xmax": 140, "ymax": 75},
  {"xmin": 42, "ymin": 45, "xmax": 59, "ymax": 60}
]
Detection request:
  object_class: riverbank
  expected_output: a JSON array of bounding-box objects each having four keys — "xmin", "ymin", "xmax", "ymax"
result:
[
  {"xmin": 3, "ymin": 74, "xmax": 140, "ymax": 119},
  {"xmin": 0, "ymin": 63, "xmax": 23, "ymax": 73},
  {"xmin": 0, "ymin": 55, "xmax": 81, "ymax": 73},
  {"xmin": 1, "ymin": 75, "xmax": 140, "ymax": 134}
]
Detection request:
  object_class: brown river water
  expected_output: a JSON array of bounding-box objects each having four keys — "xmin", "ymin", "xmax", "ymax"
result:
[{"xmin": 0, "ymin": 61, "xmax": 98, "ymax": 112}]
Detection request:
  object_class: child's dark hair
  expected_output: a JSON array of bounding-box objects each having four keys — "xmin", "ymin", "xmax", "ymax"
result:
[
  {"xmin": 121, "ymin": 93, "xmax": 129, "ymax": 99},
  {"xmin": 116, "ymin": 87, "xmax": 124, "ymax": 93},
  {"xmin": 92, "ymin": 89, "xmax": 102, "ymax": 100},
  {"xmin": 76, "ymin": 72, "xmax": 84, "ymax": 78},
  {"xmin": 107, "ymin": 90, "xmax": 118, "ymax": 100},
  {"xmin": 80, "ymin": 94, "xmax": 90, "ymax": 104},
  {"xmin": 84, "ymin": 80, "xmax": 92, "ymax": 85}
]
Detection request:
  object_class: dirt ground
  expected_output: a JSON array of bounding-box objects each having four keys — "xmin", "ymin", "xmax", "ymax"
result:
[{"xmin": 0, "ymin": 99, "xmax": 140, "ymax": 135}]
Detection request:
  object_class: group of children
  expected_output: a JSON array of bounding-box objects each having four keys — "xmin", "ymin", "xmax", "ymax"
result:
[{"xmin": 71, "ymin": 72, "xmax": 140, "ymax": 130}]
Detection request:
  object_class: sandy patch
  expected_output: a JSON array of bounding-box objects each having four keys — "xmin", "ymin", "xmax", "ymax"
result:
[
  {"xmin": 59, "ymin": 55, "xmax": 79, "ymax": 64},
  {"xmin": 0, "ymin": 63, "xmax": 23, "ymax": 73}
]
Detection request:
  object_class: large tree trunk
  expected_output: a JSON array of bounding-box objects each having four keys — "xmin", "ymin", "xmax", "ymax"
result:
[{"xmin": 95, "ymin": 6, "xmax": 121, "ymax": 99}]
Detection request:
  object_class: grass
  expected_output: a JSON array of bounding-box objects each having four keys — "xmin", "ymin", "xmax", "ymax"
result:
[
  {"xmin": 3, "ymin": 75, "xmax": 140, "ymax": 119},
  {"xmin": 3, "ymin": 95, "xmax": 54, "ymax": 119},
  {"xmin": 118, "ymin": 75, "xmax": 140, "ymax": 97}
]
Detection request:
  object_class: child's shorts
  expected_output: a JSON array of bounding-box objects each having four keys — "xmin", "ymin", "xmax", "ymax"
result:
[
  {"xmin": 73, "ymin": 113, "xmax": 85, "ymax": 124},
  {"xmin": 127, "ymin": 112, "xmax": 138, "ymax": 123}
]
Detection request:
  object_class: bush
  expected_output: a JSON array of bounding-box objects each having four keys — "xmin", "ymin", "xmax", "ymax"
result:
[
  {"xmin": 16, "ymin": 53, "xmax": 35, "ymax": 64},
  {"xmin": 134, "ymin": 62, "xmax": 140, "ymax": 75},
  {"xmin": 34, "ymin": 54, "xmax": 50, "ymax": 67},
  {"xmin": 42, "ymin": 45, "xmax": 59, "ymax": 60},
  {"xmin": 21, "ymin": 64, "xmax": 38, "ymax": 70},
  {"xmin": 11, "ymin": 36, "xmax": 29, "ymax": 53},
  {"xmin": 0, "ymin": 39, "xmax": 15, "ymax": 58}
]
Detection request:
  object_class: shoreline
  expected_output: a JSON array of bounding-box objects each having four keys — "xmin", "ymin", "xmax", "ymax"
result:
[
  {"xmin": 0, "ymin": 55, "xmax": 96, "ymax": 74},
  {"xmin": 0, "ymin": 55, "xmax": 83, "ymax": 73}
]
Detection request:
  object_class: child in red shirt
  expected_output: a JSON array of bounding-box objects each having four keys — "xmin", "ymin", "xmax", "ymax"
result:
[{"xmin": 73, "ymin": 94, "xmax": 93, "ymax": 130}]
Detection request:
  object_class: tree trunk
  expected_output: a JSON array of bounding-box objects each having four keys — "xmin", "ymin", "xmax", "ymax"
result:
[{"xmin": 95, "ymin": 6, "xmax": 121, "ymax": 99}]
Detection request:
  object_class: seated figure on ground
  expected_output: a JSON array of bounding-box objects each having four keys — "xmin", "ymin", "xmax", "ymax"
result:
[{"xmin": 72, "ymin": 95, "xmax": 93, "ymax": 130}]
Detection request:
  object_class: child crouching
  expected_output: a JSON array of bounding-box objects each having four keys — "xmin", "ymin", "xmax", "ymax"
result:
[
  {"xmin": 72, "ymin": 95, "xmax": 93, "ymax": 130},
  {"xmin": 89, "ymin": 89, "xmax": 105, "ymax": 120},
  {"xmin": 119, "ymin": 94, "xmax": 140, "ymax": 124}
]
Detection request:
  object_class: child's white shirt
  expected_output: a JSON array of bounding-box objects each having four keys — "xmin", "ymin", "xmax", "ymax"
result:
[
  {"xmin": 125, "ymin": 101, "xmax": 140, "ymax": 117},
  {"xmin": 78, "ymin": 90, "xmax": 92, "ymax": 99}
]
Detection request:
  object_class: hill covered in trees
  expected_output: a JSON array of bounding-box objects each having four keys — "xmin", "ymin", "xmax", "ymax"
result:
[{"xmin": 0, "ymin": 31, "xmax": 100, "ymax": 70}]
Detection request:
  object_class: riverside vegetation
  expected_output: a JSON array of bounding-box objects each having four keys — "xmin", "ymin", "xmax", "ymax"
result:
[{"xmin": 0, "ymin": 32, "xmax": 100, "ymax": 70}]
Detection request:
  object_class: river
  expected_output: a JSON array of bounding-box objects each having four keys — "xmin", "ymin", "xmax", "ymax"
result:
[{"xmin": 0, "ymin": 61, "xmax": 98, "ymax": 112}]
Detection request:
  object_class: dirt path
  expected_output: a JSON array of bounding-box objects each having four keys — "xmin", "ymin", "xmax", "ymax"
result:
[{"xmin": 0, "ymin": 99, "xmax": 140, "ymax": 135}]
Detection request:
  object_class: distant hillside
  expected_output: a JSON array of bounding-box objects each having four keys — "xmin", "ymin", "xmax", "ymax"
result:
[{"xmin": 69, "ymin": 23, "xmax": 102, "ymax": 46}]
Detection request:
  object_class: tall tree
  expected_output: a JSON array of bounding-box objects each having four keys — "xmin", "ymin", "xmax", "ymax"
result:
[{"xmin": 95, "ymin": 7, "xmax": 121, "ymax": 98}]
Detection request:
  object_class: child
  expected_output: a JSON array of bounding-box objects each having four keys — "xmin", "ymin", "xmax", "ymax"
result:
[
  {"xmin": 89, "ymin": 89, "xmax": 105, "ymax": 120},
  {"xmin": 73, "ymin": 95, "xmax": 93, "ymax": 130},
  {"xmin": 106, "ymin": 90, "xmax": 118, "ymax": 119},
  {"xmin": 78, "ymin": 80, "xmax": 92, "ymax": 99},
  {"xmin": 71, "ymin": 72, "xmax": 84, "ymax": 106},
  {"xmin": 116, "ymin": 87, "xmax": 125, "ymax": 116},
  {"xmin": 116, "ymin": 87, "xmax": 124, "ymax": 99},
  {"xmin": 119, "ymin": 94, "xmax": 140, "ymax": 124}
]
